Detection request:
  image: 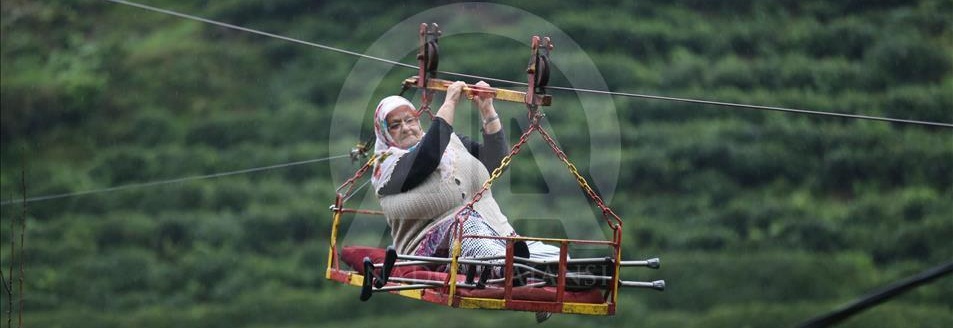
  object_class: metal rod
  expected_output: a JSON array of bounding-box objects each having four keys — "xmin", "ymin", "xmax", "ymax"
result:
[
  {"xmin": 403, "ymin": 76, "xmax": 552, "ymax": 106},
  {"xmin": 330, "ymin": 207, "xmax": 385, "ymax": 215},
  {"xmin": 385, "ymin": 276, "xmax": 546, "ymax": 289},
  {"xmin": 798, "ymin": 260, "xmax": 953, "ymax": 328},
  {"xmin": 460, "ymin": 234, "xmax": 616, "ymax": 246},
  {"xmin": 619, "ymin": 280, "xmax": 665, "ymax": 291},
  {"xmin": 382, "ymin": 254, "xmax": 652, "ymax": 270},
  {"xmin": 399, "ymin": 253, "xmax": 621, "ymax": 265},
  {"xmin": 373, "ymin": 284, "xmax": 439, "ymax": 292},
  {"xmin": 386, "ymin": 277, "xmax": 447, "ymax": 286},
  {"xmin": 519, "ymin": 257, "xmax": 612, "ymax": 266},
  {"xmin": 389, "ymin": 255, "xmax": 505, "ymax": 266},
  {"xmin": 619, "ymin": 258, "xmax": 660, "ymax": 269}
]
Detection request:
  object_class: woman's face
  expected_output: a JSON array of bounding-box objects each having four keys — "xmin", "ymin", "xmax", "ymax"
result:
[{"xmin": 386, "ymin": 105, "xmax": 422, "ymax": 149}]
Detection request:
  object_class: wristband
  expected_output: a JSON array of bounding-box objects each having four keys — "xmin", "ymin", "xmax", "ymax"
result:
[{"xmin": 482, "ymin": 114, "xmax": 500, "ymax": 126}]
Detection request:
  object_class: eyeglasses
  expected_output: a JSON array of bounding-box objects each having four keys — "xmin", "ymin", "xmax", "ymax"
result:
[{"xmin": 387, "ymin": 115, "xmax": 419, "ymax": 131}]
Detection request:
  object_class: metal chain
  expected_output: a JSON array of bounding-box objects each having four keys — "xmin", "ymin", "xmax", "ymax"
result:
[
  {"xmin": 335, "ymin": 154, "xmax": 377, "ymax": 198},
  {"xmin": 448, "ymin": 104, "xmax": 622, "ymax": 230},
  {"xmin": 400, "ymin": 76, "xmax": 435, "ymax": 119},
  {"xmin": 343, "ymin": 178, "xmax": 372, "ymax": 202},
  {"xmin": 418, "ymin": 89, "xmax": 436, "ymax": 119},
  {"xmin": 458, "ymin": 109, "xmax": 542, "ymax": 216},
  {"xmin": 452, "ymin": 109, "xmax": 541, "ymax": 244},
  {"xmin": 537, "ymin": 127, "xmax": 622, "ymax": 229}
]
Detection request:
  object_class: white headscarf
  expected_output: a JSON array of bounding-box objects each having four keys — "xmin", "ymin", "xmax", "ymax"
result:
[{"xmin": 370, "ymin": 96, "xmax": 455, "ymax": 193}]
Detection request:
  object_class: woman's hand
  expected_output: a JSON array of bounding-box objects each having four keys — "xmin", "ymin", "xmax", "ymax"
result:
[
  {"xmin": 444, "ymin": 81, "xmax": 466, "ymax": 106},
  {"xmin": 471, "ymin": 81, "xmax": 494, "ymax": 113},
  {"xmin": 436, "ymin": 81, "xmax": 467, "ymax": 126},
  {"xmin": 472, "ymin": 80, "xmax": 501, "ymax": 134}
]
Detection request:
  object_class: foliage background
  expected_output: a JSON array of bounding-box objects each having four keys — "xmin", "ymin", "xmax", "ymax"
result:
[{"xmin": 1, "ymin": 0, "xmax": 951, "ymax": 327}]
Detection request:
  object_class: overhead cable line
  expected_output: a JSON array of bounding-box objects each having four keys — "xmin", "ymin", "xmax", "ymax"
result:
[
  {"xmin": 0, "ymin": 154, "xmax": 349, "ymax": 206},
  {"xmin": 545, "ymin": 85, "xmax": 953, "ymax": 127},
  {"xmin": 343, "ymin": 178, "xmax": 372, "ymax": 203},
  {"xmin": 104, "ymin": 0, "xmax": 417, "ymax": 70},
  {"xmin": 105, "ymin": 0, "xmax": 953, "ymax": 129},
  {"xmin": 798, "ymin": 260, "xmax": 953, "ymax": 328}
]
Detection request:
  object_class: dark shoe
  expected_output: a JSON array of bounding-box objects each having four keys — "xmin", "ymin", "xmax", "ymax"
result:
[{"xmin": 535, "ymin": 312, "xmax": 552, "ymax": 323}]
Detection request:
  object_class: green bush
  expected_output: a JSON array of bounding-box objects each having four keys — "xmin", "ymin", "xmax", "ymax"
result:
[
  {"xmin": 883, "ymin": 84, "xmax": 953, "ymax": 123},
  {"xmin": 185, "ymin": 115, "xmax": 264, "ymax": 149},
  {"xmin": 124, "ymin": 109, "xmax": 183, "ymax": 145},
  {"xmin": 865, "ymin": 34, "xmax": 951, "ymax": 85},
  {"xmin": 804, "ymin": 17, "xmax": 876, "ymax": 59},
  {"xmin": 88, "ymin": 147, "xmax": 157, "ymax": 185}
]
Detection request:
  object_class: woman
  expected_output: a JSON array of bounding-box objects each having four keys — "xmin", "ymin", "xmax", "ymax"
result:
[{"xmin": 370, "ymin": 81, "xmax": 560, "ymax": 270}]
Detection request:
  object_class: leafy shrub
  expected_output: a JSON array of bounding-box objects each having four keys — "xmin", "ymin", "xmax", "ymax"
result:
[
  {"xmin": 88, "ymin": 147, "xmax": 157, "ymax": 185},
  {"xmin": 865, "ymin": 34, "xmax": 951, "ymax": 85},
  {"xmin": 883, "ymin": 84, "xmax": 953, "ymax": 123},
  {"xmin": 804, "ymin": 17, "xmax": 876, "ymax": 59},
  {"xmin": 185, "ymin": 115, "xmax": 263, "ymax": 149},
  {"xmin": 95, "ymin": 212, "xmax": 159, "ymax": 249},
  {"xmin": 125, "ymin": 109, "xmax": 183, "ymax": 145}
]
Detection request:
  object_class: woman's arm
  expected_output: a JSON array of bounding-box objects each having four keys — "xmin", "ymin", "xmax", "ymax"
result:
[
  {"xmin": 458, "ymin": 129, "xmax": 508, "ymax": 172},
  {"xmin": 435, "ymin": 81, "xmax": 465, "ymax": 126},
  {"xmin": 378, "ymin": 117, "xmax": 453, "ymax": 195},
  {"xmin": 462, "ymin": 80, "xmax": 508, "ymax": 171},
  {"xmin": 472, "ymin": 81, "xmax": 501, "ymax": 134},
  {"xmin": 379, "ymin": 82, "xmax": 466, "ymax": 195}
]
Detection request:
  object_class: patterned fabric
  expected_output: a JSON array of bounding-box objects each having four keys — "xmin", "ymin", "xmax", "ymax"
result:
[
  {"xmin": 413, "ymin": 217, "xmax": 455, "ymax": 258},
  {"xmin": 450, "ymin": 209, "xmax": 509, "ymax": 261},
  {"xmin": 412, "ymin": 208, "xmax": 563, "ymax": 277}
]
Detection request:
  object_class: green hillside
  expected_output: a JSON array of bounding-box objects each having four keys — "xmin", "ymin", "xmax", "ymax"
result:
[{"xmin": 1, "ymin": 1, "xmax": 951, "ymax": 327}]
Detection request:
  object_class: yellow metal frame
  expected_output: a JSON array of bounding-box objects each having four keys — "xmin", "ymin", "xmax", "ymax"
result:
[
  {"xmin": 325, "ymin": 209, "xmax": 342, "ymax": 280},
  {"xmin": 402, "ymin": 76, "xmax": 552, "ymax": 106},
  {"xmin": 331, "ymin": 269, "xmax": 612, "ymax": 315}
]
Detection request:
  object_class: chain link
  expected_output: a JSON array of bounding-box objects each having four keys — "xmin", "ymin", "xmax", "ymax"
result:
[
  {"xmin": 458, "ymin": 109, "xmax": 542, "ymax": 216},
  {"xmin": 537, "ymin": 127, "xmax": 622, "ymax": 229},
  {"xmin": 451, "ymin": 107, "xmax": 623, "ymax": 231},
  {"xmin": 417, "ymin": 89, "xmax": 436, "ymax": 119},
  {"xmin": 335, "ymin": 154, "xmax": 378, "ymax": 198}
]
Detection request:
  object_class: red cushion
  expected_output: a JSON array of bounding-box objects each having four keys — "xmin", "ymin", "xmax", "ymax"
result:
[
  {"xmin": 340, "ymin": 246, "xmax": 604, "ymax": 304},
  {"xmin": 339, "ymin": 246, "xmax": 428, "ymax": 277}
]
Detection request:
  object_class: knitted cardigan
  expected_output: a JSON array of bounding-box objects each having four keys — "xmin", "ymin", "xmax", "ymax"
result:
[{"xmin": 379, "ymin": 134, "xmax": 515, "ymax": 255}]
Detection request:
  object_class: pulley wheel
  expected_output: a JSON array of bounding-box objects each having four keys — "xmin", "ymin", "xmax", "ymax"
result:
[
  {"xmin": 425, "ymin": 42, "xmax": 439, "ymax": 72},
  {"xmin": 535, "ymin": 55, "xmax": 550, "ymax": 89}
]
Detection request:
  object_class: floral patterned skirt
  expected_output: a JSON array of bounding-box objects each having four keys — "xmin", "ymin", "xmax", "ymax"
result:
[{"xmin": 412, "ymin": 208, "xmax": 562, "ymax": 273}]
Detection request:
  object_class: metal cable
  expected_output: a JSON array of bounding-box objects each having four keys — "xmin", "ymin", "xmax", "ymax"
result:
[
  {"xmin": 104, "ymin": 0, "xmax": 416, "ymax": 70},
  {"xmin": 343, "ymin": 178, "xmax": 372, "ymax": 202},
  {"xmin": 0, "ymin": 154, "xmax": 349, "ymax": 206},
  {"xmin": 105, "ymin": 0, "xmax": 953, "ymax": 128},
  {"xmin": 544, "ymin": 85, "xmax": 953, "ymax": 127},
  {"xmin": 798, "ymin": 260, "xmax": 953, "ymax": 328}
]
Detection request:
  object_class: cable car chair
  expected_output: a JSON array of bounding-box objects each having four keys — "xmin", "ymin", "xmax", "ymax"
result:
[{"xmin": 326, "ymin": 23, "xmax": 664, "ymax": 316}]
